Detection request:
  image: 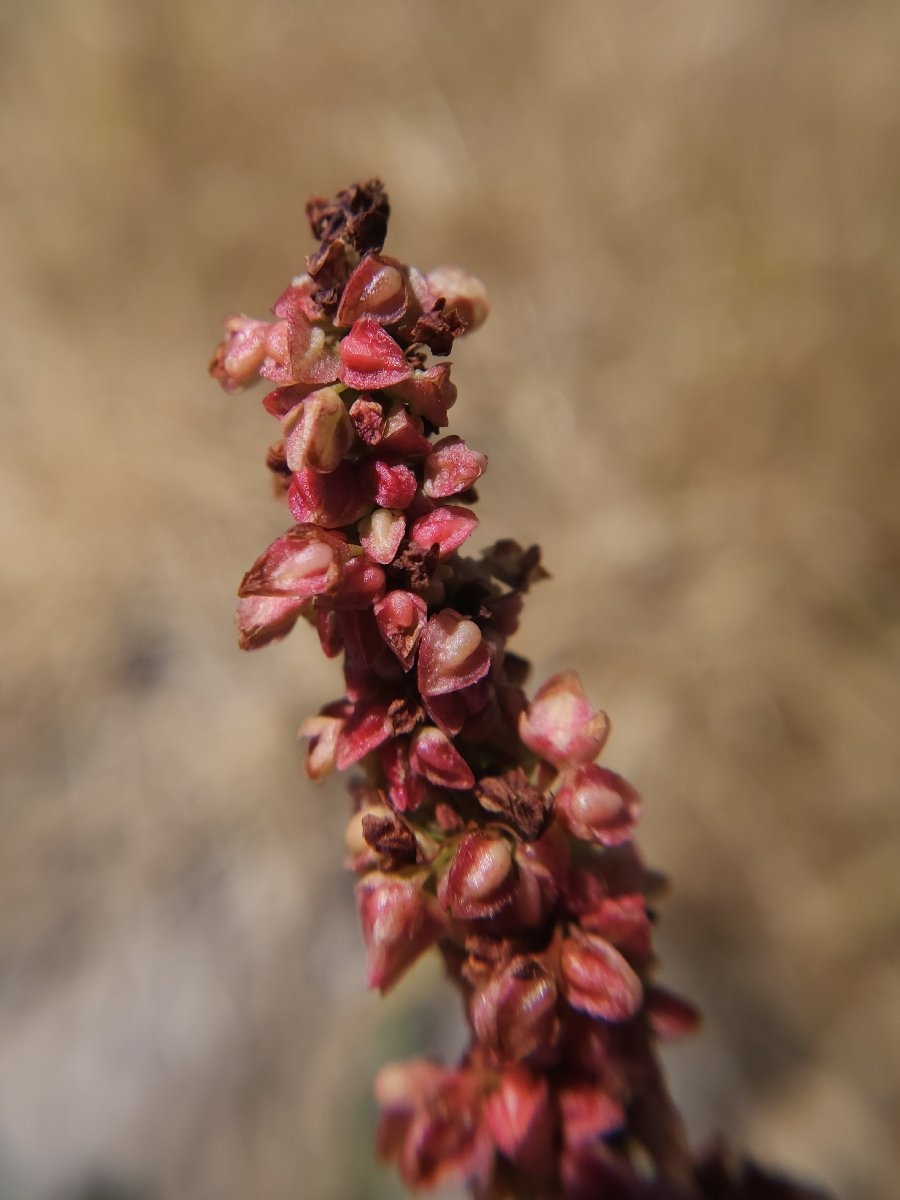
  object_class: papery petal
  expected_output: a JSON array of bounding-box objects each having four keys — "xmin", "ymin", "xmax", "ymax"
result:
[
  {"xmin": 235, "ymin": 594, "xmax": 306, "ymax": 650},
  {"xmin": 288, "ymin": 462, "xmax": 372, "ymax": 528},
  {"xmin": 314, "ymin": 604, "xmax": 343, "ymax": 657},
  {"xmin": 560, "ymin": 930, "xmax": 643, "ymax": 1022},
  {"xmin": 282, "ymin": 386, "xmax": 353, "ymax": 473},
  {"xmin": 520, "ymin": 671, "xmax": 610, "ymax": 768},
  {"xmin": 418, "ymin": 610, "xmax": 491, "ymax": 697},
  {"xmin": 331, "ymin": 554, "xmax": 386, "ymax": 610},
  {"xmin": 209, "ymin": 313, "xmax": 269, "ymax": 391},
  {"xmin": 409, "ymin": 726, "xmax": 475, "ymax": 790},
  {"xmin": 335, "ymin": 253, "xmax": 412, "ymax": 327},
  {"xmin": 359, "ymin": 508, "xmax": 407, "ymax": 566},
  {"xmin": 261, "ymin": 303, "xmax": 340, "ymax": 386},
  {"xmin": 438, "ymin": 832, "xmax": 516, "ymax": 920},
  {"xmin": 410, "ymin": 505, "xmax": 478, "ymax": 558},
  {"xmin": 389, "ymin": 363, "xmax": 457, "ymax": 428},
  {"xmin": 272, "ymin": 277, "xmax": 323, "ymax": 322},
  {"xmin": 338, "ymin": 609, "xmax": 399, "ymax": 679},
  {"xmin": 298, "ymin": 711, "xmax": 343, "ymax": 779},
  {"xmin": 374, "ymin": 590, "xmax": 427, "ymax": 669},
  {"xmin": 378, "ymin": 400, "xmax": 433, "ymax": 457},
  {"xmin": 339, "ymin": 317, "xmax": 411, "ymax": 389},
  {"xmin": 356, "ymin": 872, "xmax": 442, "ymax": 993},
  {"xmin": 554, "ymin": 764, "xmax": 640, "ymax": 847},
  {"xmin": 237, "ymin": 526, "xmax": 345, "ymax": 598},
  {"xmin": 261, "ymin": 382, "xmax": 322, "ymax": 419},
  {"xmin": 423, "ymin": 435, "xmax": 488, "ymax": 499},
  {"xmin": 380, "ymin": 738, "xmax": 428, "ymax": 814},
  {"xmin": 335, "ymin": 700, "xmax": 393, "ymax": 770}
]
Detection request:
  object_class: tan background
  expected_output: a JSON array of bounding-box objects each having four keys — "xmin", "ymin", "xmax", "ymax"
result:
[{"xmin": 1, "ymin": 3, "xmax": 898, "ymax": 1198}]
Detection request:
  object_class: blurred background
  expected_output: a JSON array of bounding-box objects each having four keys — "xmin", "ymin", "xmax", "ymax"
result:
[{"xmin": 1, "ymin": 2, "xmax": 898, "ymax": 1198}]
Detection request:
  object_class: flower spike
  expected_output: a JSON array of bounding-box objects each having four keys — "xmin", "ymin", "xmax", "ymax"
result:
[{"xmin": 214, "ymin": 180, "xmax": 830, "ymax": 1200}]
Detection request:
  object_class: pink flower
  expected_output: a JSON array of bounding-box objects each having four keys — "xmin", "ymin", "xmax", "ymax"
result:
[
  {"xmin": 356, "ymin": 873, "xmax": 443, "ymax": 993},
  {"xmin": 438, "ymin": 832, "xmax": 517, "ymax": 920},
  {"xmin": 470, "ymin": 956, "xmax": 560, "ymax": 1064},
  {"xmin": 559, "ymin": 928, "xmax": 643, "ymax": 1022},
  {"xmin": 520, "ymin": 671, "xmax": 610, "ymax": 768},
  {"xmin": 417, "ymin": 609, "xmax": 492, "ymax": 696},
  {"xmin": 339, "ymin": 317, "xmax": 411, "ymax": 389},
  {"xmin": 237, "ymin": 526, "xmax": 345, "ymax": 599},
  {"xmin": 553, "ymin": 763, "xmax": 640, "ymax": 846},
  {"xmin": 334, "ymin": 253, "xmax": 413, "ymax": 327},
  {"xmin": 282, "ymin": 386, "xmax": 354, "ymax": 473},
  {"xmin": 423, "ymin": 435, "xmax": 488, "ymax": 499},
  {"xmin": 375, "ymin": 1062, "xmax": 494, "ymax": 1192}
]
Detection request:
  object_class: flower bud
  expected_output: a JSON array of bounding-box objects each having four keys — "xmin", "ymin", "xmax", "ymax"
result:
[
  {"xmin": 374, "ymin": 590, "xmax": 427, "ymax": 669},
  {"xmin": 339, "ymin": 317, "xmax": 411, "ymax": 390},
  {"xmin": 410, "ymin": 505, "xmax": 479, "ymax": 559},
  {"xmin": 559, "ymin": 929, "xmax": 643, "ymax": 1022},
  {"xmin": 237, "ymin": 527, "xmax": 345, "ymax": 599},
  {"xmin": 409, "ymin": 726, "xmax": 475, "ymax": 790},
  {"xmin": 471, "ymin": 957, "xmax": 560, "ymax": 1063},
  {"xmin": 519, "ymin": 671, "xmax": 610, "ymax": 768},
  {"xmin": 426, "ymin": 265, "xmax": 490, "ymax": 334},
  {"xmin": 438, "ymin": 832, "xmax": 516, "ymax": 919},
  {"xmin": 335, "ymin": 253, "xmax": 412, "ymax": 327},
  {"xmin": 283, "ymin": 386, "xmax": 353, "ymax": 473},
  {"xmin": 356, "ymin": 872, "xmax": 443, "ymax": 993},
  {"xmin": 417, "ymin": 610, "xmax": 491, "ymax": 697},
  {"xmin": 423, "ymin": 436, "xmax": 488, "ymax": 499},
  {"xmin": 553, "ymin": 764, "xmax": 639, "ymax": 847}
]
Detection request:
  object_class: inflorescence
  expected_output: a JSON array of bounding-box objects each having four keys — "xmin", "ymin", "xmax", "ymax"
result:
[{"xmin": 210, "ymin": 180, "xmax": 825, "ymax": 1200}]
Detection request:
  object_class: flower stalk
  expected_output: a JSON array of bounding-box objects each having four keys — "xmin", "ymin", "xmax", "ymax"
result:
[{"xmin": 211, "ymin": 180, "xmax": 829, "ymax": 1200}]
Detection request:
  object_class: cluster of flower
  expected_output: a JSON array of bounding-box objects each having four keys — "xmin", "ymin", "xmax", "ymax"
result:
[{"xmin": 211, "ymin": 182, "xmax": 820, "ymax": 1200}]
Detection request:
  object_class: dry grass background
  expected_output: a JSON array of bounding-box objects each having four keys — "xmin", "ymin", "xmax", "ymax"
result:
[{"xmin": 1, "ymin": 2, "xmax": 898, "ymax": 1198}]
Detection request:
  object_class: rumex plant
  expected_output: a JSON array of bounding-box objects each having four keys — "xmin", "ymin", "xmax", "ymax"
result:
[{"xmin": 211, "ymin": 181, "xmax": 828, "ymax": 1200}]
